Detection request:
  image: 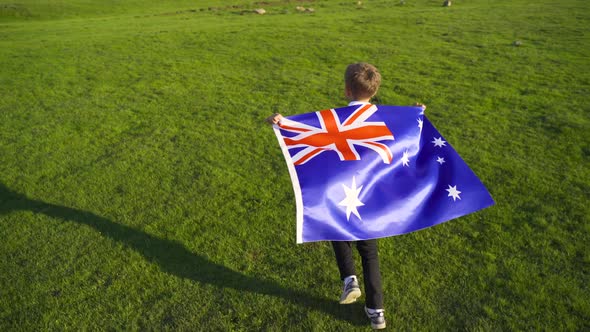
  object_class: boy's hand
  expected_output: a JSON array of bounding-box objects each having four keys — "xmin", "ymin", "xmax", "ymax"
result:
[
  {"xmin": 415, "ymin": 103, "xmax": 426, "ymax": 111},
  {"xmin": 265, "ymin": 113, "xmax": 283, "ymax": 125}
]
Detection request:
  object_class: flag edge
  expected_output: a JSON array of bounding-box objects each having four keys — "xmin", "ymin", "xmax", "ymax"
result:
[{"xmin": 273, "ymin": 124, "xmax": 304, "ymax": 244}]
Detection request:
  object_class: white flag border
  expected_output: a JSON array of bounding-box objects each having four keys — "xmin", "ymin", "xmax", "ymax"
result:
[{"xmin": 273, "ymin": 124, "xmax": 304, "ymax": 243}]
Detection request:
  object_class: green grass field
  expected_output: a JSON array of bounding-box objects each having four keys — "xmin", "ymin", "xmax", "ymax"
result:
[{"xmin": 1, "ymin": 0, "xmax": 589, "ymax": 330}]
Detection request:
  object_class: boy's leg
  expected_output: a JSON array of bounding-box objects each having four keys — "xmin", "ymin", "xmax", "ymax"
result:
[
  {"xmin": 331, "ymin": 241, "xmax": 361, "ymax": 304},
  {"xmin": 331, "ymin": 241, "xmax": 356, "ymax": 278},
  {"xmin": 356, "ymin": 239, "xmax": 384, "ymax": 309}
]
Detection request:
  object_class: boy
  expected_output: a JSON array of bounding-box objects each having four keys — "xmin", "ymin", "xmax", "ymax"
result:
[{"xmin": 267, "ymin": 63, "xmax": 424, "ymax": 330}]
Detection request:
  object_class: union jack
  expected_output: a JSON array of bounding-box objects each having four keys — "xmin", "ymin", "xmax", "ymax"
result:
[{"xmin": 277, "ymin": 104, "xmax": 395, "ymax": 165}]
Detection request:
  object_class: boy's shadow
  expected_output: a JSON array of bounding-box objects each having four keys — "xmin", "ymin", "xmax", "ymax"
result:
[{"xmin": 0, "ymin": 183, "xmax": 365, "ymax": 325}]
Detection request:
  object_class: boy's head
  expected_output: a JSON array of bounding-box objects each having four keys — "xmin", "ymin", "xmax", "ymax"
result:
[{"xmin": 344, "ymin": 62, "xmax": 381, "ymax": 101}]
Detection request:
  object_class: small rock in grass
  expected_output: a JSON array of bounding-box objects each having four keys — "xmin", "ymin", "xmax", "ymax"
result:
[
  {"xmin": 513, "ymin": 40, "xmax": 523, "ymax": 47},
  {"xmin": 296, "ymin": 6, "xmax": 305, "ymax": 12},
  {"xmin": 305, "ymin": 8, "xmax": 315, "ymax": 13},
  {"xmin": 443, "ymin": 0, "xmax": 451, "ymax": 6},
  {"xmin": 254, "ymin": 8, "xmax": 266, "ymax": 15}
]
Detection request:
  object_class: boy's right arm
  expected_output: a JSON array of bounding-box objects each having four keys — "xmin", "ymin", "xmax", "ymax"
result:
[{"xmin": 265, "ymin": 113, "xmax": 283, "ymax": 125}]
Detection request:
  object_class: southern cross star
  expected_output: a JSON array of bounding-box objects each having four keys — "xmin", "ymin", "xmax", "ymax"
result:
[
  {"xmin": 339, "ymin": 176, "xmax": 365, "ymax": 221},
  {"xmin": 436, "ymin": 156, "xmax": 445, "ymax": 165},
  {"xmin": 432, "ymin": 137, "xmax": 447, "ymax": 148},
  {"xmin": 446, "ymin": 185, "xmax": 461, "ymax": 201},
  {"xmin": 401, "ymin": 150, "xmax": 410, "ymax": 167}
]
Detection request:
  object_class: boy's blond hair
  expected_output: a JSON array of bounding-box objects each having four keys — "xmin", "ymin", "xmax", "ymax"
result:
[{"xmin": 344, "ymin": 63, "xmax": 381, "ymax": 100}]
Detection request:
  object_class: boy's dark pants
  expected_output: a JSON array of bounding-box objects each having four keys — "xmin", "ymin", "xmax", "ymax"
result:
[{"xmin": 331, "ymin": 240, "xmax": 384, "ymax": 309}]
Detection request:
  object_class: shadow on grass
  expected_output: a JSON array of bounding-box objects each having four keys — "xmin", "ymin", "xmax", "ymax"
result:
[{"xmin": 0, "ymin": 183, "xmax": 365, "ymax": 326}]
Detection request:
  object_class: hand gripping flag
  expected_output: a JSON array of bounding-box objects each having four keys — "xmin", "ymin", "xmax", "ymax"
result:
[{"xmin": 272, "ymin": 104, "xmax": 494, "ymax": 243}]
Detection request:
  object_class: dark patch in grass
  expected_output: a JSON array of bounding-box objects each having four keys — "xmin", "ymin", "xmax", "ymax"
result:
[
  {"xmin": 0, "ymin": 183, "xmax": 365, "ymax": 326},
  {"xmin": 103, "ymin": 276, "xmax": 112, "ymax": 288},
  {"xmin": 152, "ymin": 0, "xmax": 318, "ymax": 17},
  {"xmin": 155, "ymin": 9, "xmax": 201, "ymax": 17},
  {"xmin": 530, "ymin": 114, "xmax": 564, "ymax": 136},
  {"xmin": 0, "ymin": 3, "xmax": 31, "ymax": 18},
  {"xmin": 161, "ymin": 314, "xmax": 176, "ymax": 329}
]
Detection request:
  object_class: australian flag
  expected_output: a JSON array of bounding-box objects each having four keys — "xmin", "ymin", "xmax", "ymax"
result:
[{"xmin": 273, "ymin": 103, "xmax": 494, "ymax": 243}]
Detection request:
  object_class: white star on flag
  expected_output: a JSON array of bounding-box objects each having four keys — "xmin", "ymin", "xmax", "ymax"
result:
[
  {"xmin": 417, "ymin": 118, "xmax": 423, "ymax": 130},
  {"xmin": 432, "ymin": 137, "xmax": 446, "ymax": 148},
  {"xmin": 339, "ymin": 176, "xmax": 365, "ymax": 221},
  {"xmin": 446, "ymin": 185, "xmax": 461, "ymax": 201},
  {"xmin": 401, "ymin": 150, "xmax": 410, "ymax": 167},
  {"xmin": 436, "ymin": 156, "xmax": 445, "ymax": 165}
]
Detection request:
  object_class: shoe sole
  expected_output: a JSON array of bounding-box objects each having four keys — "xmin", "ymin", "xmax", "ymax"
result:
[
  {"xmin": 371, "ymin": 321, "xmax": 386, "ymax": 330},
  {"xmin": 339, "ymin": 289, "xmax": 361, "ymax": 304}
]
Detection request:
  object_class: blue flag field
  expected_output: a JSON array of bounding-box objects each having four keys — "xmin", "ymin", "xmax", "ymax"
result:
[{"xmin": 273, "ymin": 104, "xmax": 494, "ymax": 243}]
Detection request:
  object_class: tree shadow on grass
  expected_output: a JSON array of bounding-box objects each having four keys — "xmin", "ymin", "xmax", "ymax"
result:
[{"xmin": 0, "ymin": 183, "xmax": 365, "ymax": 326}]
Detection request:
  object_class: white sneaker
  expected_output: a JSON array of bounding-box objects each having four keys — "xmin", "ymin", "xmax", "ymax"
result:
[
  {"xmin": 339, "ymin": 276, "xmax": 361, "ymax": 304},
  {"xmin": 364, "ymin": 307, "xmax": 386, "ymax": 329}
]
